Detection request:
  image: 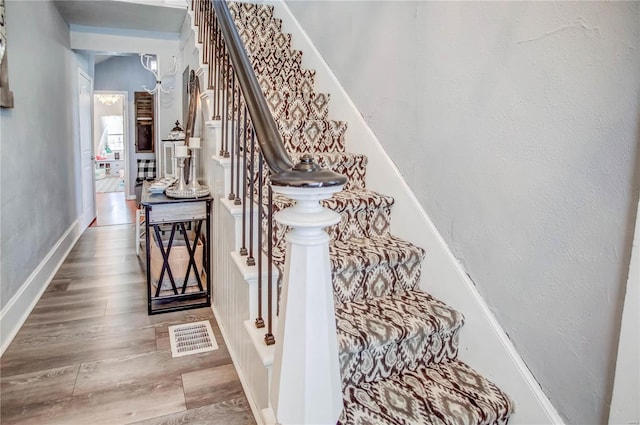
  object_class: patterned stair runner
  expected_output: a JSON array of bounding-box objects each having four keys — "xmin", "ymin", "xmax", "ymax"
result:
[{"xmin": 220, "ymin": 3, "xmax": 516, "ymax": 424}]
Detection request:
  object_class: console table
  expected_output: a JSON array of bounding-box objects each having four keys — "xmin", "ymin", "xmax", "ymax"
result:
[{"xmin": 141, "ymin": 183, "xmax": 212, "ymax": 315}]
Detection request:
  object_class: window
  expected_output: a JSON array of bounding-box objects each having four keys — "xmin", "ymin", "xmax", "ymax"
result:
[{"xmin": 104, "ymin": 115, "xmax": 124, "ymax": 152}]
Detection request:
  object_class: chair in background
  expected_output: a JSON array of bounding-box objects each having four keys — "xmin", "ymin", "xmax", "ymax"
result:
[{"xmin": 135, "ymin": 159, "xmax": 156, "ymax": 255}]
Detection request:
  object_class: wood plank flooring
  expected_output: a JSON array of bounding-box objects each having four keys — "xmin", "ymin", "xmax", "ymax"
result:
[
  {"xmin": 92, "ymin": 192, "xmax": 137, "ymax": 227},
  {"xmin": 1, "ymin": 224, "xmax": 255, "ymax": 425}
]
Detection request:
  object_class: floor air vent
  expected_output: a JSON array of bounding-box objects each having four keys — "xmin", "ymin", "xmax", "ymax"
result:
[{"xmin": 168, "ymin": 321, "xmax": 218, "ymax": 358}]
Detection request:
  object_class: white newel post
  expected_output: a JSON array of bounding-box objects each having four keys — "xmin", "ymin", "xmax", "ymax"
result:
[{"xmin": 269, "ymin": 184, "xmax": 344, "ymax": 425}]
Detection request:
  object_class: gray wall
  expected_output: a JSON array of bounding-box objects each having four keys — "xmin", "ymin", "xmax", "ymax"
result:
[
  {"xmin": 1, "ymin": 1, "xmax": 90, "ymax": 309},
  {"xmin": 286, "ymin": 2, "xmax": 640, "ymax": 424},
  {"xmin": 94, "ymin": 55, "xmax": 156, "ymax": 194}
]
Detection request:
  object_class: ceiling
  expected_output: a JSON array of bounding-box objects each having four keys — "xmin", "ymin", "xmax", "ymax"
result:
[{"xmin": 54, "ymin": 1, "xmax": 187, "ymax": 33}]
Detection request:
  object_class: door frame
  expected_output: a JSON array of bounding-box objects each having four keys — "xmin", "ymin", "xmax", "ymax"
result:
[{"xmin": 93, "ymin": 90, "xmax": 129, "ymax": 198}]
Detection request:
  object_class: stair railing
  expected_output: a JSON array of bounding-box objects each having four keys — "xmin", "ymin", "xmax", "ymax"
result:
[{"xmin": 193, "ymin": 1, "xmax": 346, "ymax": 422}]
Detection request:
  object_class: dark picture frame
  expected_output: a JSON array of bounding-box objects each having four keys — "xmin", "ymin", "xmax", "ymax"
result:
[
  {"xmin": 135, "ymin": 91, "xmax": 155, "ymax": 153},
  {"xmin": 0, "ymin": 0, "xmax": 14, "ymax": 109},
  {"xmin": 182, "ymin": 65, "xmax": 189, "ymax": 125}
]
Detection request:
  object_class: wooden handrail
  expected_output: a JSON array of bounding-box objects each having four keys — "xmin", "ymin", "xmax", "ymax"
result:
[
  {"xmin": 210, "ymin": 0, "xmax": 347, "ymax": 188},
  {"xmin": 211, "ymin": 0, "xmax": 293, "ymax": 174}
]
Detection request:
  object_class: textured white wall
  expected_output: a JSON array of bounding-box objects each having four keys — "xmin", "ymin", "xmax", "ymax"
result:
[
  {"xmin": 285, "ymin": 2, "xmax": 640, "ymax": 424},
  {"xmin": 0, "ymin": 1, "xmax": 89, "ymax": 310}
]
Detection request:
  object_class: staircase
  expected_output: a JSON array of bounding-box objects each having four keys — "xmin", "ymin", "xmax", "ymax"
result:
[{"xmin": 191, "ymin": 2, "xmax": 515, "ymax": 424}]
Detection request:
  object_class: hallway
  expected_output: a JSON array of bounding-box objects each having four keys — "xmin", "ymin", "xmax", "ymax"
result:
[
  {"xmin": 92, "ymin": 192, "xmax": 137, "ymax": 227},
  {"xmin": 0, "ymin": 224, "xmax": 255, "ymax": 425}
]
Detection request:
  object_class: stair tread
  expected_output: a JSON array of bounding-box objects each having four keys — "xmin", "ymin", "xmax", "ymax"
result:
[
  {"xmin": 291, "ymin": 152, "xmax": 367, "ymax": 190},
  {"xmin": 330, "ymin": 235, "xmax": 425, "ymax": 272},
  {"xmin": 325, "ymin": 188, "xmax": 394, "ymax": 211},
  {"xmin": 339, "ymin": 359, "xmax": 515, "ymax": 425},
  {"xmin": 336, "ymin": 290, "xmax": 464, "ymax": 355},
  {"xmin": 273, "ymin": 188, "xmax": 392, "ymax": 213}
]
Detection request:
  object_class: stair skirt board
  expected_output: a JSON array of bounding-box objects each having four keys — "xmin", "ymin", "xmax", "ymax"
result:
[{"xmin": 188, "ymin": 1, "xmax": 564, "ymax": 424}]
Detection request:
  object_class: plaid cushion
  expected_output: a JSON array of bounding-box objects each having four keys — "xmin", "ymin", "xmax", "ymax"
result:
[{"xmin": 136, "ymin": 159, "xmax": 156, "ymax": 182}]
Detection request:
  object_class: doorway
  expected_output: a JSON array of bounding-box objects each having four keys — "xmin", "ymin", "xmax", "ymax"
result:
[{"xmin": 92, "ymin": 91, "xmax": 135, "ymax": 226}]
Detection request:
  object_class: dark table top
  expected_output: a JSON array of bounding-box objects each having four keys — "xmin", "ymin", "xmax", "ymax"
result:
[{"xmin": 141, "ymin": 181, "xmax": 212, "ymax": 206}]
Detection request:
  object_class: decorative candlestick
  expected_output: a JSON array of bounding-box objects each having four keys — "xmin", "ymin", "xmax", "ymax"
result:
[
  {"xmin": 173, "ymin": 155, "xmax": 190, "ymax": 192},
  {"xmin": 166, "ymin": 143, "xmax": 210, "ymax": 199},
  {"xmin": 188, "ymin": 146, "xmax": 203, "ymax": 191}
]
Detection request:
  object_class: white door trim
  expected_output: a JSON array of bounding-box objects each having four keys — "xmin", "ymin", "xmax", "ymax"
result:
[
  {"xmin": 77, "ymin": 68, "xmax": 95, "ymax": 230},
  {"xmin": 94, "ymin": 90, "xmax": 129, "ymax": 198}
]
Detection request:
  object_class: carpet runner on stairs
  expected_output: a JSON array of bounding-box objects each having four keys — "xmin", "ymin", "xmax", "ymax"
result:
[{"xmin": 222, "ymin": 2, "xmax": 516, "ymax": 424}]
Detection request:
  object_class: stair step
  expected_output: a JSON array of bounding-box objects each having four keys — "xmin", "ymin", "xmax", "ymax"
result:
[
  {"xmin": 241, "ymin": 30, "xmax": 293, "ymax": 52},
  {"xmin": 290, "ymin": 152, "xmax": 367, "ymax": 191},
  {"xmin": 247, "ymin": 44, "xmax": 301, "ymax": 64},
  {"xmin": 258, "ymin": 71, "xmax": 316, "ymax": 99},
  {"xmin": 339, "ymin": 359, "xmax": 515, "ymax": 425},
  {"xmin": 233, "ymin": 15, "xmax": 282, "ymax": 37},
  {"xmin": 330, "ymin": 235, "xmax": 425, "ymax": 303},
  {"xmin": 269, "ymin": 235, "xmax": 424, "ymax": 305},
  {"xmin": 252, "ymin": 60, "xmax": 308, "ymax": 83},
  {"xmin": 229, "ymin": 1, "xmax": 275, "ymax": 19},
  {"xmin": 278, "ymin": 118, "xmax": 347, "ymax": 153},
  {"xmin": 337, "ymin": 290, "xmax": 464, "ymax": 387},
  {"xmin": 272, "ymin": 188, "xmax": 392, "ymax": 246},
  {"xmin": 324, "ymin": 189, "xmax": 393, "ymax": 239},
  {"xmin": 249, "ymin": 47, "xmax": 303, "ymax": 76},
  {"xmin": 266, "ymin": 91, "xmax": 330, "ymax": 122}
]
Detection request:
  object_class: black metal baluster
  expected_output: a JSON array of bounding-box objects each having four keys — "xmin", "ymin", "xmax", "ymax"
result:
[
  {"xmin": 234, "ymin": 83, "xmax": 242, "ymax": 206},
  {"xmin": 247, "ymin": 125, "xmax": 256, "ymax": 267},
  {"xmin": 220, "ymin": 44, "xmax": 228, "ymax": 156},
  {"xmin": 203, "ymin": 1, "xmax": 209, "ymax": 65},
  {"xmin": 255, "ymin": 152, "xmax": 264, "ymax": 328},
  {"xmin": 240, "ymin": 105, "xmax": 248, "ymax": 256},
  {"xmin": 197, "ymin": 2, "xmax": 203, "ymax": 44},
  {"xmin": 208, "ymin": 11, "xmax": 216, "ymax": 90},
  {"xmin": 228, "ymin": 69, "xmax": 236, "ymax": 200},
  {"xmin": 213, "ymin": 23, "xmax": 221, "ymax": 120},
  {"xmin": 265, "ymin": 185, "xmax": 275, "ymax": 345}
]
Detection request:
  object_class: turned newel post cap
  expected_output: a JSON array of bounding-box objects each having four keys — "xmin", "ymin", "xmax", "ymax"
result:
[
  {"xmin": 293, "ymin": 154, "xmax": 321, "ymax": 172},
  {"xmin": 271, "ymin": 154, "xmax": 347, "ymax": 188}
]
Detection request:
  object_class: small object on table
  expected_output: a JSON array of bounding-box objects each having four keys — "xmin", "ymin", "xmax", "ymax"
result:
[
  {"xmin": 175, "ymin": 145, "xmax": 189, "ymax": 157},
  {"xmin": 188, "ymin": 137, "xmax": 200, "ymax": 148}
]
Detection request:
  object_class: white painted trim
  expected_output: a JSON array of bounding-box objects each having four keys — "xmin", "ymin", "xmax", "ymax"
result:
[
  {"xmin": 608, "ymin": 198, "xmax": 640, "ymax": 424},
  {"xmin": 268, "ymin": 2, "xmax": 564, "ymax": 423},
  {"xmin": 93, "ymin": 90, "xmax": 130, "ymax": 200},
  {"xmin": 0, "ymin": 220, "xmax": 83, "ymax": 355},
  {"xmin": 211, "ymin": 305, "xmax": 265, "ymax": 425}
]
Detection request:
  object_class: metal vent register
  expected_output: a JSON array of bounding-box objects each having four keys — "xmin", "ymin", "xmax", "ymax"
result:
[{"xmin": 168, "ymin": 321, "xmax": 218, "ymax": 357}]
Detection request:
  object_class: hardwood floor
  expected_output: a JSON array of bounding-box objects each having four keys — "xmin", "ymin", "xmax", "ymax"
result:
[
  {"xmin": 92, "ymin": 192, "xmax": 137, "ymax": 227},
  {"xmin": 1, "ymin": 224, "xmax": 255, "ymax": 425}
]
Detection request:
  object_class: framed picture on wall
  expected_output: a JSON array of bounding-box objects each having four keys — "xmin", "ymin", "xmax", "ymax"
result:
[
  {"xmin": 135, "ymin": 91, "xmax": 154, "ymax": 153},
  {"xmin": 0, "ymin": 0, "xmax": 14, "ymax": 108}
]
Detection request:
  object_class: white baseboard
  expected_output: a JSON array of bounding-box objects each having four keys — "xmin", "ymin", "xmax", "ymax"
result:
[
  {"xmin": 0, "ymin": 220, "xmax": 83, "ymax": 355},
  {"xmin": 211, "ymin": 305, "xmax": 265, "ymax": 425},
  {"xmin": 268, "ymin": 2, "xmax": 564, "ymax": 423}
]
